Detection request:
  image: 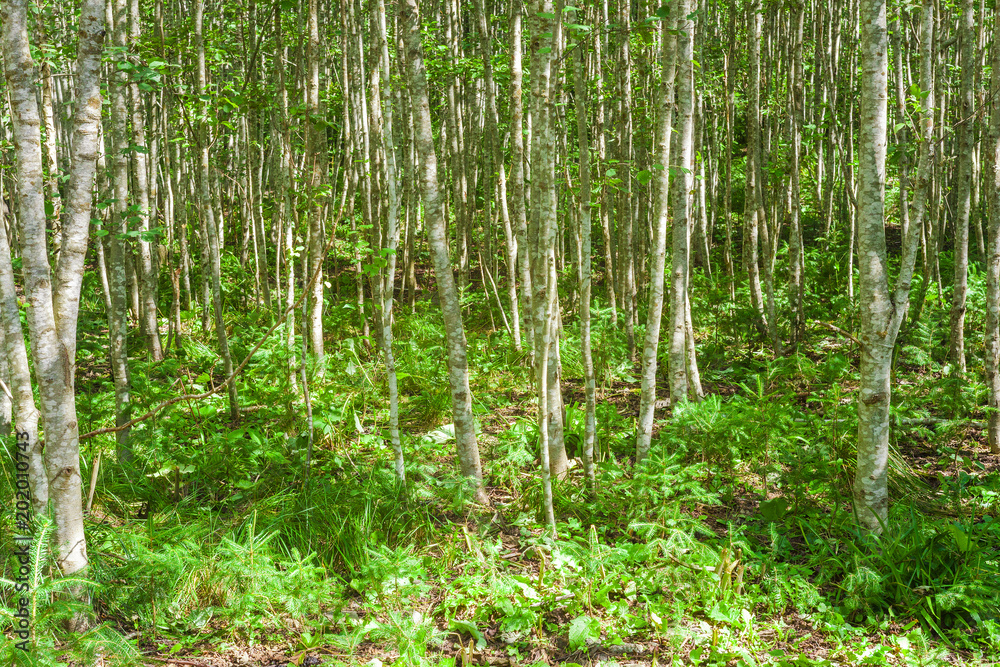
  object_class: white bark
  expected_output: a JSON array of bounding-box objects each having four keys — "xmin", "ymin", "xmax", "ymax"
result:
[
  {"xmin": 2, "ymin": 0, "xmax": 106, "ymax": 612},
  {"xmin": 373, "ymin": 0, "xmax": 404, "ymax": 483},
  {"xmin": 401, "ymin": 0, "xmax": 486, "ymax": 503},
  {"xmin": 195, "ymin": 0, "xmax": 239, "ymax": 421},
  {"xmin": 306, "ymin": 0, "xmax": 326, "ymax": 375},
  {"xmin": 637, "ymin": 15, "xmax": 677, "ymax": 463},
  {"xmin": 854, "ymin": 0, "xmax": 922, "ymax": 532},
  {"xmin": 0, "ymin": 202, "xmax": 44, "ymax": 512},
  {"xmin": 574, "ymin": 36, "xmax": 597, "ymax": 492},
  {"xmin": 948, "ymin": 0, "xmax": 975, "ymax": 374},
  {"xmin": 986, "ymin": 0, "xmax": 1000, "ymax": 454}
]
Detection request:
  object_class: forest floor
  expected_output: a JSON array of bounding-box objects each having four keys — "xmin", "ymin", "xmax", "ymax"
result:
[
  {"xmin": 126, "ymin": 361, "xmax": 1000, "ymax": 667},
  {"xmin": 9, "ymin": 298, "xmax": 1000, "ymax": 667}
]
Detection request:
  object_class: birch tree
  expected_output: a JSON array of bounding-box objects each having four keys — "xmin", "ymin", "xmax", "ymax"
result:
[
  {"xmin": 1, "ymin": 0, "xmax": 106, "ymax": 622},
  {"xmin": 637, "ymin": 9, "xmax": 677, "ymax": 463},
  {"xmin": 401, "ymin": 0, "xmax": 486, "ymax": 503},
  {"xmin": 986, "ymin": 0, "xmax": 1000, "ymax": 455},
  {"xmin": 853, "ymin": 0, "xmax": 922, "ymax": 531}
]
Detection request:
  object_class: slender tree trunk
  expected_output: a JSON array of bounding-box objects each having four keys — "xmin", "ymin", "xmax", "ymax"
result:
[
  {"xmin": 745, "ymin": 2, "xmax": 767, "ymax": 336},
  {"xmin": 373, "ymin": 0, "xmax": 405, "ymax": 482},
  {"xmin": 670, "ymin": 0, "xmax": 698, "ymax": 403},
  {"xmin": 528, "ymin": 0, "xmax": 568, "ymax": 480},
  {"xmin": 574, "ymin": 37, "xmax": 597, "ymax": 493},
  {"xmin": 637, "ymin": 15, "xmax": 677, "ymax": 463},
  {"xmin": 0, "ymin": 183, "xmax": 44, "ymax": 512},
  {"xmin": 948, "ymin": 0, "xmax": 975, "ymax": 374},
  {"xmin": 510, "ymin": 5, "xmax": 533, "ymax": 358},
  {"xmin": 306, "ymin": 0, "xmax": 326, "ymax": 376},
  {"xmin": 128, "ymin": 0, "xmax": 162, "ymax": 360},
  {"xmin": 401, "ymin": 0, "xmax": 486, "ymax": 503},
  {"xmin": 986, "ymin": 1, "xmax": 1000, "ymax": 454},
  {"xmin": 195, "ymin": 0, "xmax": 238, "ymax": 420},
  {"xmin": 788, "ymin": 1, "xmax": 806, "ymax": 346}
]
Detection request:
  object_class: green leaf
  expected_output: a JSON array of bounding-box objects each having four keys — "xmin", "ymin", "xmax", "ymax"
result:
[
  {"xmin": 636, "ymin": 169, "xmax": 653, "ymax": 185},
  {"xmin": 568, "ymin": 615, "xmax": 600, "ymax": 651},
  {"xmin": 536, "ymin": 11, "xmax": 556, "ymax": 18},
  {"xmin": 758, "ymin": 497, "xmax": 789, "ymax": 522},
  {"xmin": 947, "ymin": 523, "xmax": 975, "ymax": 552},
  {"xmin": 449, "ymin": 619, "xmax": 487, "ymax": 649}
]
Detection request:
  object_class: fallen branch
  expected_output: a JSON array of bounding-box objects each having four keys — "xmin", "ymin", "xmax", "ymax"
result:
[{"xmin": 813, "ymin": 321, "xmax": 865, "ymax": 349}]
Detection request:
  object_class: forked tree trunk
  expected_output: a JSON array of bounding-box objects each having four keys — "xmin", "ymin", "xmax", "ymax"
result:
[
  {"xmin": 401, "ymin": 0, "xmax": 486, "ymax": 503},
  {"xmin": 854, "ymin": 0, "xmax": 921, "ymax": 531},
  {"xmin": 2, "ymin": 0, "xmax": 106, "ymax": 625}
]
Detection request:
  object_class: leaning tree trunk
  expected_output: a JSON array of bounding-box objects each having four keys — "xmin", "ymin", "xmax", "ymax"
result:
[
  {"xmin": 401, "ymin": 0, "xmax": 486, "ymax": 503},
  {"xmin": 0, "ymin": 189, "xmax": 44, "ymax": 513},
  {"xmin": 2, "ymin": 0, "xmax": 106, "ymax": 626},
  {"xmin": 854, "ymin": 0, "xmax": 922, "ymax": 532},
  {"xmin": 637, "ymin": 14, "xmax": 677, "ymax": 463}
]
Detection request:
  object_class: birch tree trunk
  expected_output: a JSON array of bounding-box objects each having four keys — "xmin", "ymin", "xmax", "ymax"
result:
[
  {"xmin": 195, "ymin": 0, "xmax": 239, "ymax": 421},
  {"xmin": 107, "ymin": 0, "xmax": 134, "ymax": 460},
  {"xmin": 854, "ymin": 0, "xmax": 921, "ymax": 532},
  {"xmin": 574, "ymin": 35, "xmax": 597, "ymax": 492},
  {"xmin": 637, "ymin": 14, "xmax": 677, "ymax": 463},
  {"xmin": 306, "ymin": 0, "xmax": 326, "ymax": 376},
  {"xmin": 788, "ymin": 1, "xmax": 806, "ymax": 346},
  {"xmin": 401, "ymin": 0, "xmax": 487, "ymax": 503},
  {"xmin": 510, "ymin": 5, "xmax": 533, "ymax": 358},
  {"xmin": 0, "ymin": 196, "xmax": 44, "ymax": 512},
  {"xmin": 2, "ymin": 0, "xmax": 106, "ymax": 622},
  {"xmin": 528, "ymin": 0, "xmax": 568, "ymax": 480},
  {"xmin": 373, "ymin": 0, "xmax": 405, "ymax": 482},
  {"xmin": 986, "ymin": 1, "xmax": 1000, "ymax": 455},
  {"xmin": 744, "ymin": 2, "xmax": 767, "ymax": 335},
  {"xmin": 128, "ymin": 0, "xmax": 163, "ymax": 361},
  {"xmin": 948, "ymin": 0, "xmax": 975, "ymax": 375}
]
